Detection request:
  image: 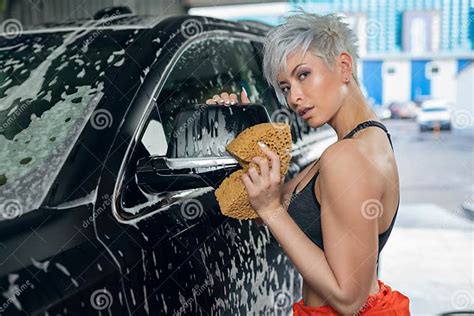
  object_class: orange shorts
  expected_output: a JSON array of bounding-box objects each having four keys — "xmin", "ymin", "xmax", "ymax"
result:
[{"xmin": 293, "ymin": 280, "xmax": 410, "ymax": 315}]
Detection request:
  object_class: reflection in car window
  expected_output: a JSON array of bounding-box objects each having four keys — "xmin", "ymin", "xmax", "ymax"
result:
[
  {"xmin": 0, "ymin": 30, "xmax": 141, "ymax": 215},
  {"xmin": 140, "ymin": 114, "xmax": 167, "ymax": 156},
  {"xmin": 120, "ymin": 36, "xmax": 281, "ymax": 213},
  {"xmin": 147, "ymin": 37, "xmax": 280, "ymax": 153}
]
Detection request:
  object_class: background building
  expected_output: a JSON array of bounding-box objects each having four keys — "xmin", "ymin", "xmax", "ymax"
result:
[
  {"xmin": 1, "ymin": 0, "xmax": 473, "ymax": 110},
  {"xmin": 191, "ymin": 0, "xmax": 474, "ymax": 113}
]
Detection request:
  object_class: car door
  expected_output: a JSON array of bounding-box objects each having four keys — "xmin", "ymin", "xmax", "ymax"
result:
[
  {"xmin": 0, "ymin": 26, "xmax": 160, "ymax": 316},
  {"xmin": 101, "ymin": 31, "xmax": 303, "ymax": 315}
]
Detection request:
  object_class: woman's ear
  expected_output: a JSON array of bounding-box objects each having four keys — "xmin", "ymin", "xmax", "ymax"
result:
[{"xmin": 338, "ymin": 52, "xmax": 353, "ymax": 83}]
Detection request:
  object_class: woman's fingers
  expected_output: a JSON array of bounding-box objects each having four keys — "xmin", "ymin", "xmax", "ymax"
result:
[
  {"xmin": 247, "ymin": 166, "xmax": 262, "ymax": 186},
  {"xmin": 214, "ymin": 94, "xmax": 225, "ymax": 105},
  {"xmin": 205, "ymin": 92, "xmax": 237, "ymax": 105},
  {"xmin": 205, "ymin": 93, "xmax": 220, "ymax": 104},
  {"xmin": 229, "ymin": 93, "xmax": 238, "ymax": 104},
  {"xmin": 241, "ymin": 88, "xmax": 250, "ymax": 104},
  {"xmin": 205, "ymin": 89, "xmax": 249, "ymax": 105},
  {"xmin": 251, "ymin": 157, "xmax": 269, "ymax": 181},
  {"xmin": 241, "ymin": 173, "xmax": 256, "ymax": 192},
  {"xmin": 219, "ymin": 92, "xmax": 230, "ymax": 106},
  {"xmin": 258, "ymin": 143, "xmax": 281, "ymax": 182}
]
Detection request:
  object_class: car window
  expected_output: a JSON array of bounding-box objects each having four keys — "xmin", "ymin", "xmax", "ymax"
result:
[
  {"xmin": 119, "ymin": 36, "xmax": 283, "ymax": 214},
  {"xmin": 149, "ymin": 37, "xmax": 280, "ymax": 155},
  {"xmin": 0, "ymin": 30, "xmax": 139, "ymax": 216}
]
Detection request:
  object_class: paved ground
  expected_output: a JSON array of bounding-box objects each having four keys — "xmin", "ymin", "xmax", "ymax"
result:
[
  {"xmin": 379, "ymin": 203, "xmax": 473, "ymax": 315},
  {"xmin": 378, "ymin": 119, "xmax": 474, "ymax": 315}
]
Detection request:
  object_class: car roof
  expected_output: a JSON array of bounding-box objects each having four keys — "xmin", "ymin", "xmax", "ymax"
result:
[
  {"xmin": 6, "ymin": 14, "xmax": 168, "ymax": 36},
  {"xmin": 2, "ymin": 12, "xmax": 271, "ymax": 37}
]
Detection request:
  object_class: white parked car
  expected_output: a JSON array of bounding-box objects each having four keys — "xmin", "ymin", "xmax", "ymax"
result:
[
  {"xmin": 417, "ymin": 99, "xmax": 452, "ymax": 132},
  {"xmin": 375, "ymin": 104, "xmax": 392, "ymax": 120}
]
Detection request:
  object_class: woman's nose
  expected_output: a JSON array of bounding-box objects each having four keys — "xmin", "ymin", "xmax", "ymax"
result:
[{"xmin": 288, "ymin": 85, "xmax": 304, "ymax": 108}]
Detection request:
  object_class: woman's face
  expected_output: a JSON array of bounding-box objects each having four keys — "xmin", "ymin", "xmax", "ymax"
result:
[{"xmin": 276, "ymin": 49, "xmax": 348, "ymax": 127}]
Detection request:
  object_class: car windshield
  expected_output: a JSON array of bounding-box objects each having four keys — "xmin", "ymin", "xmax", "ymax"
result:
[{"xmin": 0, "ymin": 28, "xmax": 137, "ymax": 217}]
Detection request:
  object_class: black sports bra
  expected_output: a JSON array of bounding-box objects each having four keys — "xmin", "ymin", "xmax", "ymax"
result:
[{"xmin": 286, "ymin": 120, "xmax": 399, "ymax": 264}]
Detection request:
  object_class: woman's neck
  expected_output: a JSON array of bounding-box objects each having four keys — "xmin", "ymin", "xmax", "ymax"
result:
[{"xmin": 328, "ymin": 82, "xmax": 379, "ymax": 141}]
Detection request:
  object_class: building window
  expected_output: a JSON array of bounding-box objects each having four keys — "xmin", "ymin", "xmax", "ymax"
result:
[{"xmin": 403, "ymin": 11, "xmax": 441, "ymax": 54}]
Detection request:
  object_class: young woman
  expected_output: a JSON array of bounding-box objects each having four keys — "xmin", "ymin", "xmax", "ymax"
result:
[{"xmin": 206, "ymin": 9, "xmax": 410, "ymax": 315}]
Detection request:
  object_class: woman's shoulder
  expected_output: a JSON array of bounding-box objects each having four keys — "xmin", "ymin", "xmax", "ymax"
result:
[
  {"xmin": 320, "ymin": 131, "xmax": 384, "ymax": 166},
  {"xmin": 319, "ymin": 139, "xmax": 385, "ymax": 190},
  {"xmin": 320, "ymin": 139, "xmax": 363, "ymax": 166}
]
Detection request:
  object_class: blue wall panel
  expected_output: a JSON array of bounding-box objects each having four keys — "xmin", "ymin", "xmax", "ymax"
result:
[
  {"xmin": 410, "ymin": 60, "xmax": 431, "ymax": 101},
  {"xmin": 362, "ymin": 61, "xmax": 383, "ymax": 106},
  {"xmin": 457, "ymin": 59, "xmax": 473, "ymax": 73}
]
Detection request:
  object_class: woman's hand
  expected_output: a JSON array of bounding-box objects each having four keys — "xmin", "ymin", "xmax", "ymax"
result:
[
  {"xmin": 205, "ymin": 88, "xmax": 250, "ymax": 105},
  {"xmin": 207, "ymin": 88, "xmax": 262, "ymax": 224},
  {"xmin": 241, "ymin": 142, "xmax": 285, "ymax": 220}
]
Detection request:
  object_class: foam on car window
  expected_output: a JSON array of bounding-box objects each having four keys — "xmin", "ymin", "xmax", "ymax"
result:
[
  {"xmin": 0, "ymin": 26, "xmax": 146, "ymax": 216},
  {"xmin": 0, "ymin": 87, "xmax": 104, "ymax": 217}
]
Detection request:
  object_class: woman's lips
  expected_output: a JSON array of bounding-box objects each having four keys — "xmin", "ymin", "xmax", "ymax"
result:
[{"xmin": 302, "ymin": 107, "xmax": 314, "ymax": 120}]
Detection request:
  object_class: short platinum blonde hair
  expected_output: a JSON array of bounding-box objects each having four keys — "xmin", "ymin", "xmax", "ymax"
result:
[{"xmin": 262, "ymin": 7, "xmax": 360, "ymax": 107}]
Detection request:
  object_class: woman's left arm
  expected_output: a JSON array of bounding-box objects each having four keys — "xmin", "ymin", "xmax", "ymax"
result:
[{"xmin": 242, "ymin": 141, "xmax": 384, "ymax": 314}]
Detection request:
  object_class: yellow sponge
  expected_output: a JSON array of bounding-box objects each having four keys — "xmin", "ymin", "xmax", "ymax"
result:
[{"xmin": 215, "ymin": 123, "xmax": 292, "ymax": 220}]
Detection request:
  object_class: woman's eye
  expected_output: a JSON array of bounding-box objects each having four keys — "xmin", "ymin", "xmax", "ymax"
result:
[
  {"xmin": 299, "ymin": 71, "xmax": 309, "ymax": 80},
  {"xmin": 281, "ymin": 86, "xmax": 289, "ymax": 94}
]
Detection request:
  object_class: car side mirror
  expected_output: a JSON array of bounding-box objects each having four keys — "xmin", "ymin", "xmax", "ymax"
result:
[{"xmin": 136, "ymin": 103, "xmax": 271, "ymax": 193}]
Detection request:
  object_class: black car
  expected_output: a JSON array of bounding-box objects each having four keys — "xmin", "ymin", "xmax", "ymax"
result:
[{"xmin": 0, "ymin": 9, "xmax": 335, "ymax": 315}]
